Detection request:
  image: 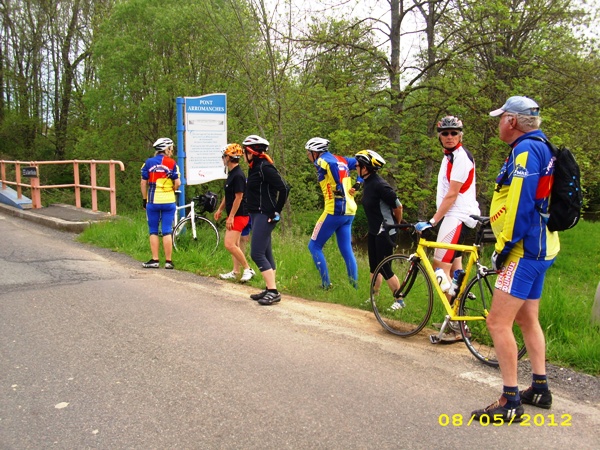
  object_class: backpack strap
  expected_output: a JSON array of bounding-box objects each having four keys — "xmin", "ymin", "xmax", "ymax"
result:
[
  {"xmin": 495, "ymin": 135, "xmax": 557, "ymax": 193},
  {"xmin": 495, "ymin": 147, "xmax": 513, "ymax": 192},
  {"xmin": 520, "ymin": 135, "xmax": 558, "ymax": 221},
  {"xmin": 522, "ymin": 135, "xmax": 559, "ymax": 154}
]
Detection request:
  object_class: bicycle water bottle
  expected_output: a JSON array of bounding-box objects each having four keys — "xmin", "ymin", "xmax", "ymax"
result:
[
  {"xmin": 448, "ymin": 269, "xmax": 466, "ymax": 297},
  {"xmin": 435, "ymin": 268, "xmax": 451, "ymax": 293}
]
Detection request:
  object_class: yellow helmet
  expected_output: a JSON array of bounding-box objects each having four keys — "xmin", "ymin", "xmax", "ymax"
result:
[
  {"xmin": 355, "ymin": 149, "xmax": 385, "ymax": 170},
  {"xmin": 222, "ymin": 143, "xmax": 243, "ymax": 158}
]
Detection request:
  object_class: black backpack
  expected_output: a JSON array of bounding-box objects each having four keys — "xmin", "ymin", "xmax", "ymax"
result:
[{"xmin": 527, "ymin": 137, "xmax": 583, "ymax": 232}]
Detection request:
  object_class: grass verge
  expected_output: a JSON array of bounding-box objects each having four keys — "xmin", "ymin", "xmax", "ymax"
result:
[{"xmin": 78, "ymin": 211, "xmax": 600, "ymax": 375}]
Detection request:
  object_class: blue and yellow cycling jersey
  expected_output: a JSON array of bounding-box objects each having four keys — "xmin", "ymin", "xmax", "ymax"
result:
[
  {"xmin": 141, "ymin": 154, "xmax": 180, "ymax": 204},
  {"xmin": 314, "ymin": 152, "xmax": 361, "ymax": 216},
  {"xmin": 490, "ymin": 130, "xmax": 559, "ymax": 260}
]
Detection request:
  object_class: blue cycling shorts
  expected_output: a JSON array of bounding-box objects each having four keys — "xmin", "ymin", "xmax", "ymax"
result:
[
  {"xmin": 146, "ymin": 202, "xmax": 176, "ymax": 235},
  {"xmin": 495, "ymin": 256, "xmax": 555, "ymax": 300}
]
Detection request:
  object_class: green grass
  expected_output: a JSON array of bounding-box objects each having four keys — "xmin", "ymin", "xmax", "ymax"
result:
[{"xmin": 78, "ymin": 212, "xmax": 600, "ymax": 375}]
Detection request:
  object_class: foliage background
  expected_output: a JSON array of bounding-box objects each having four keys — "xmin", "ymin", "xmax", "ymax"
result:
[{"xmin": 1, "ymin": 0, "xmax": 599, "ymax": 222}]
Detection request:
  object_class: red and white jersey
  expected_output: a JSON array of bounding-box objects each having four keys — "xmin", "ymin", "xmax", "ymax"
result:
[{"xmin": 436, "ymin": 144, "xmax": 480, "ymax": 228}]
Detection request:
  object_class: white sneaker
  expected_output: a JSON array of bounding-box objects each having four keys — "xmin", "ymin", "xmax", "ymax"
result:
[
  {"xmin": 240, "ymin": 268, "xmax": 255, "ymax": 282},
  {"xmin": 390, "ymin": 299, "xmax": 406, "ymax": 310},
  {"xmin": 219, "ymin": 271, "xmax": 238, "ymax": 280}
]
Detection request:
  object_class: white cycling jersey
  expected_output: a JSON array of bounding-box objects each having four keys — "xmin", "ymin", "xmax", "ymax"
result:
[{"xmin": 436, "ymin": 144, "xmax": 480, "ymax": 228}]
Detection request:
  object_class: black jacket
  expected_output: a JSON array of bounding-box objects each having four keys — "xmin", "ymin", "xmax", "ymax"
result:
[
  {"xmin": 246, "ymin": 157, "xmax": 289, "ymax": 216},
  {"xmin": 361, "ymin": 173, "xmax": 401, "ymax": 235}
]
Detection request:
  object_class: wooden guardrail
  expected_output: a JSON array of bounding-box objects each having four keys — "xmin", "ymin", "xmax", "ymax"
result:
[{"xmin": 0, "ymin": 159, "xmax": 125, "ymax": 216}]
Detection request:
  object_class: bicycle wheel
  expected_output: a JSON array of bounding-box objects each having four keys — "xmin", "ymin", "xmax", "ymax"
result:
[
  {"xmin": 173, "ymin": 215, "xmax": 220, "ymax": 253},
  {"xmin": 458, "ymin": 271, "xmax": 527, "ymax": 367},
  {"xmin": 370, "ymin": 255, "xmax": 434, "ymax": 337}
]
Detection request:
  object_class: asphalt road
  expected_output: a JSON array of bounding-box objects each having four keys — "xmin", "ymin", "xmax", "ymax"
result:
[{"xmin": 1, "ymin": 212, "xmax": 598, "ymax": 449}]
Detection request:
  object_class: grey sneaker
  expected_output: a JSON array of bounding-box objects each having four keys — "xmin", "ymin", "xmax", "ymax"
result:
[
  {"xmin": 440, "ymin": 330, "xmax": 464, "ymax": 343},
  {"xmin": 165, "ymin": 261, "xmax": 174, "ymax": 270},
  {"xmin": 142, "ymin": 259, "xmax": 160, "ymax": 269},
  {"xmin": 240, "ymin": 268, "xmax": 255, "ymax": 282}
]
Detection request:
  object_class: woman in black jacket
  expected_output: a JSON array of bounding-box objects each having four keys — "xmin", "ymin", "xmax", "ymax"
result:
[{"xmin": 242, "ymin": 134, "xmax": 289, "ymax": 305}]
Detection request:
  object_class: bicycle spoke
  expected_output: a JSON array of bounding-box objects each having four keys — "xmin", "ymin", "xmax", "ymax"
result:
[
  {"xmin": 173, "ymin": 216, "xmax": 219, "ymax": 253},
  {"xmin": 459, "ymin": 271, "xmax": 527, "ymax": 367},
  {"xmin": 370, "ymin": 255, "xmax": 433, "ymax": 337}
]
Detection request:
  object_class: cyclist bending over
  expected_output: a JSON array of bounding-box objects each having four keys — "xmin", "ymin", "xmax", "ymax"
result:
[{"xmin": 305, "ymin": 137, "xmax": 362, "ymax": 289}]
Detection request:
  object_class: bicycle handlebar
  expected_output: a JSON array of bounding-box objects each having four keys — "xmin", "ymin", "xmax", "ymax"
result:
[
  {"xmin": 380, "ymin": 215, "xmax": 491, "ymax": 247},
  {"xmin": 380, "ymin": 222, "xmax": 414, "ymax": 247}
]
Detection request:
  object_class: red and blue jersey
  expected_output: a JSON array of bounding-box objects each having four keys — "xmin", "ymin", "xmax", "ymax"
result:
[
  {"xmin": 314, "ymin": 152, "xmax": 361, "ymax": 216},
  {"xmin": 490, "ymin": 130, "xmax": 559, "ymax": 260},
  {"xmin": 141, "ymin": 154, "xmax": 180, "ymax": 204}
]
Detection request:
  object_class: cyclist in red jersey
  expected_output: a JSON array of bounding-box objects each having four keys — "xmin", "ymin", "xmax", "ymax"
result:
[{"xmin": 141, "ymin": 137, "xmax": 181, "ymax": 269}]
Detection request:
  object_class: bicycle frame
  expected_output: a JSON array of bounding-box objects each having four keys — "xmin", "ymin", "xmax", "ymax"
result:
[
  {"xmin": 174, "ymin": 199, "xmax": 197, "ymax": 240},
  {"xmin": 408, "ymin": 238, "xmax": 487, "ymax": 321}
]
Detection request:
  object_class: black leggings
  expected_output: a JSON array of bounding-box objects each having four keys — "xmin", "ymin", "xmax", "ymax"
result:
[
  {"xmin": 368, "ymin": 232, "xmax": 396, "ymax": 280},
  {"xmin": 250, "ymin": 213, "xmax": 277, "ymax": 272}
]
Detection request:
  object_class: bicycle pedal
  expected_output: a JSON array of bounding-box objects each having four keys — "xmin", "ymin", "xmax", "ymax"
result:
[{"xmin": 429, "ymin": 334, "xmax": 441, "ymax": 344}]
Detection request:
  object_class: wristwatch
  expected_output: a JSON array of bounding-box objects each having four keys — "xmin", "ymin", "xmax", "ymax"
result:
[{"xmin": 429, "ymin": 218, "xmax": 436, "ymax": 226}]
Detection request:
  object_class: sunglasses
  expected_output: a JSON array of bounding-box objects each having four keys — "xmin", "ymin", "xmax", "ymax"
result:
[{"xmin": 440, "ymin": 131, "xmax": 460, "ymax": 136}]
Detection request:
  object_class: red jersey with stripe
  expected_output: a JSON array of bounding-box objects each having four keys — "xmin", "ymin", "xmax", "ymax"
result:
[{"xmin": 141, "ymin": 154, "xmax": 180, "ymax": 204}]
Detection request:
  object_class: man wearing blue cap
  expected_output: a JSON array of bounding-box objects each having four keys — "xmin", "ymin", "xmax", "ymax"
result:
[{"xmin": 471, "ymin": 96, "xmax": 559, "ymax": 423}]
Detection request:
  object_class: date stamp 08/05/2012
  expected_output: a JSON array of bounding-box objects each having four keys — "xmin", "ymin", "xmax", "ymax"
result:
[{"xmin": 438, "ymin": 413, "xmax": 572, "ymax": 427}]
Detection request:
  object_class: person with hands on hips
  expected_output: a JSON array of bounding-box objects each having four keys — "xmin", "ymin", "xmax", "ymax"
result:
[
  {"xmin": 140, "ymin": 137, "xmax": 181, "ymax": 269},
  {"xmin": 305, "ymin": 137, "xmax": 362, "ymax": 290},
  {"xmin": 471, "ymin": 96, "xmax": 558, "ymax": 423},
  {"xmin": 243, "ymin": 134, "xmax": 289, "ymax": 306},
  {"xmin": 214, "ymin": 143, "xmax": 255, "ymax": 283}
]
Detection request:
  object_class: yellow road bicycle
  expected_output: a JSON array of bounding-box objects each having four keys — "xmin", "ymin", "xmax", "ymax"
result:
[{"xmin": 370, "ymin": 216, "xmax": 527, "ymax": 367}]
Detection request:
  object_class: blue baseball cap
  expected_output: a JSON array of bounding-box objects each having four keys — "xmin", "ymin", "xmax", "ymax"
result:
[{"xmin": 489, "ymin": 96, "xmax": 540, "ymax": 117}]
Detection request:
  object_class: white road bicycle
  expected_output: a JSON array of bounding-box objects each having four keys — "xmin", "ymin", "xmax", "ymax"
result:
[{"xmin": 172, "ymin": 193, "xmax": 220, "ymax": 253}]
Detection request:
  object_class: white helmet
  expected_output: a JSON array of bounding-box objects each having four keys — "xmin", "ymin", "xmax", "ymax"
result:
[
  {"xmin": 436, "ymin": 116, "xmax": 463, "ymax": 132},
  {"xmin": 242, "ymin": 134, "xmax": 270, "ymax": 149},
  {"xmin": 153, "ymin": 137, "xmax": 174, "ymax": 152},
  {"xmin": 305, "ymin": 137, "xmax": 330, "ymax": 153}
]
